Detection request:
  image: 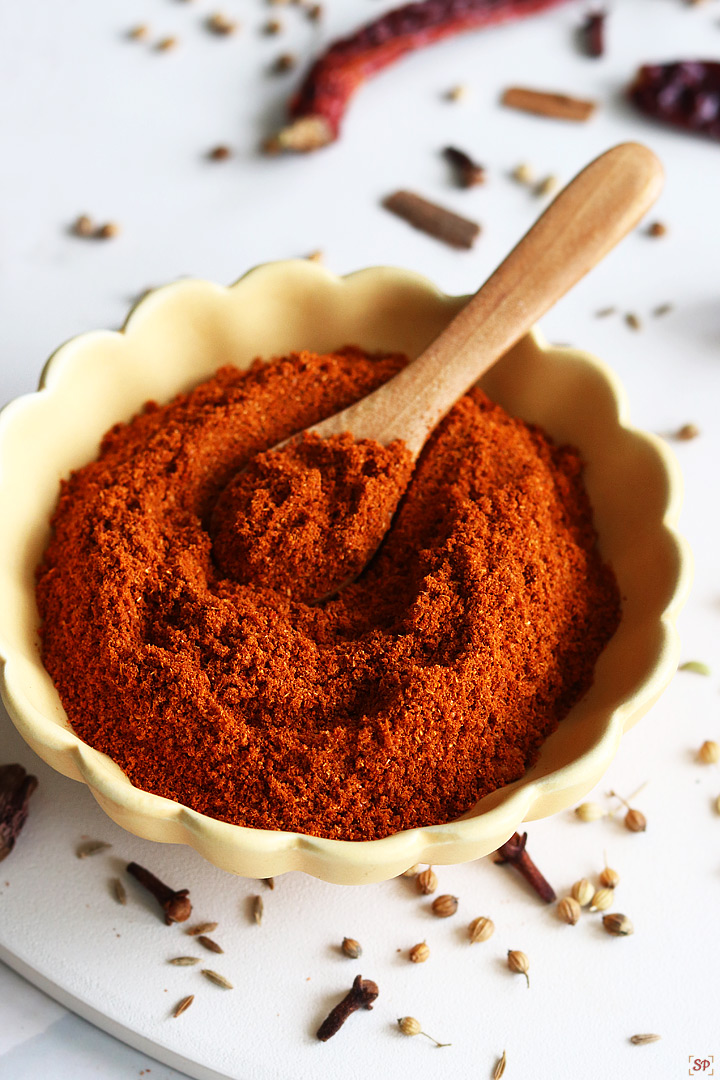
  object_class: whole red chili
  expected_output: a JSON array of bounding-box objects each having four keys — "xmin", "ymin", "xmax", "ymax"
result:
[
  {"xmin": 629, "ymin": 61, "xmax": 720, "ymax": 142},
  {"xmin": 265, "ymin": 0, "xmax": 575, "ymax": 152}
]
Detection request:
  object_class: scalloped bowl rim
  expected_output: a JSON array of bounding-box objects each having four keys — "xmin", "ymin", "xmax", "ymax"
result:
[{"xmin": 0, "ymin": 261, "xmax": 693, "ymax": 883}]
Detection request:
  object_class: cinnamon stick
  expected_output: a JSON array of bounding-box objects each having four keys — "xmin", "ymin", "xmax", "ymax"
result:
[
  {"xmin": 502, "ymin": 86, "xmax": 596, "ymax": 122},
  {"xmin": 382, "ymin": 190, "xmax": 481, "ymax": 249}
]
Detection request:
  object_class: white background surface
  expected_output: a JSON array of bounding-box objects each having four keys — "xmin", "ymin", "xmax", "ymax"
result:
[{"xmin": 0, "ymin": 0, "xmax": 719, "ymax": 1077}]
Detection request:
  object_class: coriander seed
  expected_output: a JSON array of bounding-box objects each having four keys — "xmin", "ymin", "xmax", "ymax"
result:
[
  {"xmin": 536, "ymin": 174, "xmax": 558, "ymax": 198},
  {"xmin": 512, "ymin": 162, "xmax": 534, "ymax": 184},
  {"xmin": 625, "ymin": 808, "xmax": 647, "ymax": 833},
  {"xmin": 96, "ymin": 222, "xmax": 120, "ymax": 240},
  {"xmin": 446, "ymin": 84, "xmax": 468, "ymax": 102},
  {"xmin": 468, "ymin": 916, "xmax": 494, "ymax": 943},
  {"xmin": 207, "ymin": 13, "xmax": 237, "ymax": 35},
  {"xmin": 431, "ymin": 894, "xmax": 458, "ymax": 918},
  {"xmin": 675, "ymin": 423, "xmax": 699, "ymax": 441},
  {"xmin": 397, "ymin": 1017, "xmax": 450, "ymax": 1047},
  {"xmin": 409, "ymin": 941, "xmax": 430, "ymax": 963},
  {"xmin": 416, "ymin": 867, "xmax": 437, "ymax": 895},
  {"xmin": 341, "ymin": 937, "xmax": 362, "ymax": 959},
  {"xmin": 507, "ymin": 950, "xmax": 530, "ymax": 987},
  {"xmin": 557, "ymin": 896, "xmax": 581, "ymax": 925},
  {"xmin": 647, "ymin": 221, "xmax": 667, "ymax": 238},
  {"xmin": 401, "ymin": 864, "xmax": 420, "ymax": 877},
  {"xmin": 589, "ymin": 887, "xmax": 614, "ymax": 912},
  {"xmin": 571, "ymin": 878, "xmax": 594, "ymax": 907},
  {"xmin": 699, "ymin": 740, "xmax": 720, "ymax": 765},
  {"xmin": 599, "ymin": 866, "xmax": 620, "ymax": 889},
  {"xmin": 602, "ymin": 912, "xmax": 633, "ymax": 936},
  {"xmin": 73, "ymin": 215, "xmax": 95, "ymax": 237},
  {"xmin": 574, "ymin": 801, "xmax": 604, "ymax": 822}
]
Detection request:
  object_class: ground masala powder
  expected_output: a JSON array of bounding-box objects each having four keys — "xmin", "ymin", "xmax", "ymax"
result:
[{"xmin": 36, "ymin": 346, "xmax": 620, "ymax": 841}]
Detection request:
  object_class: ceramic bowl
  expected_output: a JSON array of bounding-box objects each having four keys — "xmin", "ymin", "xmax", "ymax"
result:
[{"xmin": 0, "ymin": 261, "xmax": 692, "ymax": 884}]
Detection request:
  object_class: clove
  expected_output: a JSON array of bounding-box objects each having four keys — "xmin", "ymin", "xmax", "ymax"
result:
[
  {"xmin": 0, "ymin": 764, "xmax": 38, "ymax": 862},
  {"xmin": 494, "ymin": 831, "xmax": 556, "ymax": 903},
  {"xmin": 126, "ymin": 861, "xmax": 192, "ymax": 924},
  {"xmin": 443, "ymin": 146, "xmax": 486, "ymax": 188},
  {"xmin": 317, "ymin": 974, "xmax": 379, "ymax": 1041}
]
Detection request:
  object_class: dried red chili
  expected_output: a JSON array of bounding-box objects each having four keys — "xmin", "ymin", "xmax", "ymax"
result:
[
  {"xmin": 265, "ymin": 0, "xmax": 575, "ymax": 152},
  {"xmin": 36, "ymin": 347, "xmax": 620, "ymax": 842},
  {"xmin": 629, "ymin": 62, "xmax": 720, "ymax": 141}
]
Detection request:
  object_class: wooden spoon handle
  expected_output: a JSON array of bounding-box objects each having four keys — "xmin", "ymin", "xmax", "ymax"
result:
[{"xmin": 315, "ymin": 142, "xmax": 663, "ymax": 455}]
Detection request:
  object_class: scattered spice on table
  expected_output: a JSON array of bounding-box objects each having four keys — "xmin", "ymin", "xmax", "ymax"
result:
[
  {"xmin": 647, "ymin": 221, "xmax": 667, "ymax": 238},
  {"xmin": 273, "ymin": 53, "xmax": 297, "ymax": 74},
  {"xmin": 493, "ymin": 1049, "xmax": 508, "ymax": 1078},
  {"xmin": 416, "ymin": 868, "xmax": 438, "ymax": 895},
  {"xmin": 494, "ymin": 832, "xmax": 557, "ymax": 903},
  {"xmin": 201, "ymin": 969, "xmax": 234, "ymax": 989},
  {"xmin": 127, "ymin": 24, "xmax": 149, "ymax": 41},
  {"xmin": 112, "ymin": 877, "xmax": 127, "ymax": 905},
  {"xmin": 263, "ymin": 877, "xmax": 275, "ymax": 890},
  {"xmin": 630, "ymin": 1033, "xmax": 661, "ymax": 1046},
  {"xmin": 629, "ymin": 62, "xmax": 720, "ymax": 142},
  {"xmin": 445, "ymin": 83, "xmax": 468, "ymax": 102},
  {"xmin": 571, "ymin": 878, "xmax": 594, "ymax": 906},
  {"xmin": 264, "ymin": 19, "xmax": 283, "ymax": 35},
  {"xmin": 431, "ymin": 894, "xmax": 458, "ymax": 918},
  {"xmin": 37, "ymin": 347, "xmax": 620, "ymax": 841},
  {"xmin": 574, "ymin": 801, "xmax": 605, "ymax": 822},
  {"xmin": 265, "ymin": 0, "xmax": 574, "ymax": 152},
  {"xmin": 535, "ymin": 174, "xmax": 559, "ymax": 198},
  {"xmin": 653, "ymin": 303, "xmax": 673, "ymax": 318},
  {"xmin": 127, "ymin": 862, "xmax": 192, "ymax": 924},
  {"xmin": 306, "ymin": 5, "xmax": 323, "ymax": 23},
  {"xmin": 507, "ymin": 949, "xmax": 530, "ymax": 987},
  {"xmin": 169, "ymin": 956, "xmax": 201, "ymax": 966},
  {"xmin": 383, "ymin": 190, "xmax": 481, "ymax": 248},
  {"xmin": 557, "ymin": 896, "xmax": 581, "ymax": 924},
  {"xmin": 207, "ymin": 145, "xmax": 232, "ymax": 161},
  {"xmin": 253, "ymin": 895, "xmax": 264, "ymax": 925},
  {"xmin": 172, "ymin": 994, "xmax": 195, "ymax": 1018},
  {"xmin": 198, "ymin": 935, "xmax": 224, "ymax": 954},
  {"xmin": 409, "ymin": 941, "xmax": 430, "ymax": 963},
  {"xmin": 187, "ymin": 921, "xmax": 218, "ymax": 936},
  {"xmin": 599, "ymin": 865, "xmax": 620, "ymax": 889},
  {"xmin": 673, "ymin": 423, "xmax": 699, "ymax": 440},
  {"xmin": 698, "ymin": 740, "xmax": 720, "ymax": 765},
  {"xmin": 156, "ymin": 37, "xmax": 178, "ymax": 52},
  {"xmin": 397, "ymin": 1016, "xmax": 450, "ymax": 1047},
  {"xmin": 679, "ymin": 660, "xmax": 711, "ymax": 676},
  {"xmin": 316, "ymin": 974, "xmax": 379, "ymax": 1041},
  {"xmin": 76, "ymin": 839, "xmax": 112, "ymax": 858},
  {"xmin": 595, "ymin": 306, "xmax": 616, "ymax": 318},
  {"xmin": 342, "ymin": 937, "xmax": 362, "ymax": 959},
  {"xmin": 512, "ymin": 162, "xmax": 534, "ymax": 184},
  {"xmin": 580, "ymin": 10, "xmax": 605, "ymax": 58},
  {"xmin": 0, "ymin": 764, "xmax": 38, "ymax": 862},
  {"xmin": 468, "ymin": 916, "xmax": 494, "ymax": 943},
  {"xmin": 625, "ymin": 312, "xmax": 642, "ymax": 331},
  {"xmin": 443, "ymin": 146, "xmax": 486, "ymax": 187},
  {"xmin": 502, "ymin": 86, "xmax": 596, "ymax": 121},
  {"xmin": 207, "ymin": 13, "xmax": 237, "ymax": 35},
  {"xmin": 589, "ymin": 887, "xmax": 614, "ymax": 912},
  {"xmin": 602, "ymin": 912, "xmax": 633, "ymax": 936}
]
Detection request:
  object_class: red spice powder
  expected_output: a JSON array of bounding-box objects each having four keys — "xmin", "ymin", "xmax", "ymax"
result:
[
  {"xmin": 211, "ymin": 431, "xmax": 414, "ymax": 603},
  {"xmin": 36, "ymin": 346, "xmax": 620, "ymax": 841}
]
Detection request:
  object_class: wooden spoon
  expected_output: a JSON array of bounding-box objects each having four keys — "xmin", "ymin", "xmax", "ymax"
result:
[
  {"xmin": 306, "ymin": 142, "xmax": 663, "ymax": 456},
  {"xmin": 214, "ymin": 143, "xmax": 663, "ymax": 602}
]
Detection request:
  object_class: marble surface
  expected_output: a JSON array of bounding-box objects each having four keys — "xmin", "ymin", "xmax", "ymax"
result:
[{"xmin": 1, "ymin": 0, "xmax": 719, "ymax": 1077}]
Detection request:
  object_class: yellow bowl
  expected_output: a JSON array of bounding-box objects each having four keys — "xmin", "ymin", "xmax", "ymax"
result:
[{"xmin": 0, "ymin": 261, "xmax": 692, "ymax": 884}]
